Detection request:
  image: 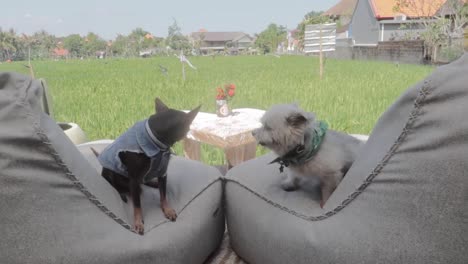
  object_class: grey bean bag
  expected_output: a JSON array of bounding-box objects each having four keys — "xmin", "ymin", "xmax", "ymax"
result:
[
  {"xmin": 225, "ymin": 54, "xmax": 468, "ymax": 264},
  {"xmin": 0, "ymin": 72, "xmax": 224, "ymax": 264}
]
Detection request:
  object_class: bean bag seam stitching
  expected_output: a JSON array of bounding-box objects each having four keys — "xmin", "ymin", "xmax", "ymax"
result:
[
  {"xmin": 145, "ymin": 178, "xmax": 222, "ymax": 232},
  {"xmin": 18, "ymin": 84, "xmax": 222, "ymax": 234},
  {"xmin": 30, "ymin": 108, "xmax": 224, "ymax": 234}
]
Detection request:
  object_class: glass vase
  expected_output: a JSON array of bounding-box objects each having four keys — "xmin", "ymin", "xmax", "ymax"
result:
[{"xmin": 216, "ymin": 99, "xmax": 230, "ymax": 117}]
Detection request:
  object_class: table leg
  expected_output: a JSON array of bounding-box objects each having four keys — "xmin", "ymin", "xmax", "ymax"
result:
[
  {"xmin": 225, "ymin": 141, "xmax": 257, "ymax": 168},
  {"xmin": 183, "ymin": 138, "xmax": 201, "ymax": 161}
]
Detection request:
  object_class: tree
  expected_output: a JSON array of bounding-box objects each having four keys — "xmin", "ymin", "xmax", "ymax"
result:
[
  {"xmin": 0, "ymin": 29, "xmax": 59, "ymax": 61},
  {"xmin": 31, "ymin": 30, "xmax": 56, "ymax": 59},
  {"xmin": 14, "ymin": 30, "xmax": 58, "ymax": 61},
  {"xmin": 394, "ymin": 0, "xmax": 468, "ymax": 61},
  {"xmin": 442, "ymin": 0, "xmax": 468, "ymax": 37},
  {"xmin": 192, "ymin": 31, "xmax": 206, "ymax": 55},
  {"xmin": 110, "ymin": 28, "xmax": 162, "ymax": 57},
  {"xmin": 296, "ymin": 11, "xmax": 333, "ymax": 51},
  {"xmin": 112, "ymin": 34, "xmax": 131, "ymax": 57},
  {"xmin": 255, "ymin": 23, "xmax": 287, "ymax": 54},
  {"xmin": 127, "ymin": 27, "xmax": 148, "ymax": 55},
  {"xmin": 84, "ymin": 32, "xmax": 107, "ymax": 57},
  {"xmin": 16, "ymin": 34, "xmax": 35, "ymax": 61},
  {"xmin": 304, "ymin": 11, "xmax": 325, "ymax": 20},
  {"xmin": 0, "ymin": 28, "xmax": 18, "ymax": 60},
  {"xmin": 166, "ymin": 19, "xmax": 191, "ymax": 53},
  {"xmin": 63, "ymin": 34, "xmax": 84, "ymax": 58}
]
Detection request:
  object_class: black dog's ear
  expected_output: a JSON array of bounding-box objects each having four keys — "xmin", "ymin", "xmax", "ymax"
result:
[
  {"xmin": 287, "ymin": 112, "xmax": 308, "ymax": 127},
  {"xmin": 186, "ymin": 105, "xmax": 201, "ymax": 123},
  {"xmin": 155, "ymin": 98, "xmax": 169, "ymax": 113}
]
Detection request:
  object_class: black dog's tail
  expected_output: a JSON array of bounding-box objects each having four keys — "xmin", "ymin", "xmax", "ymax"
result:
[{"xmin": 90, "ymin": 147, "xmax": 100, "ymax": 157}]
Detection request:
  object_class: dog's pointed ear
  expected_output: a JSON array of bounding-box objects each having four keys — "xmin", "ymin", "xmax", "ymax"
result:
[
  {"xmin": 287, "ymin": 112, "xmax": 308, "ymax": 127},
  {"xmin": 155, "ymin": 98, "xmax": 169, "ymax": 113},
  {"xmin": 186, "ymin": 105, "xmax": 201, "ymax": 123}
]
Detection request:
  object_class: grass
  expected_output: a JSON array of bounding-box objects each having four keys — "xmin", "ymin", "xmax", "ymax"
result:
[{"xmin": 0, "ymin": 55, "xmax": 434, "ymax": 165}]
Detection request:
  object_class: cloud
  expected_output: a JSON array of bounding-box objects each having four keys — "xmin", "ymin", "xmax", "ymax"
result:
[{"xmin": 56, "ymin": 18, "xmax": 63, "ymax": 24}]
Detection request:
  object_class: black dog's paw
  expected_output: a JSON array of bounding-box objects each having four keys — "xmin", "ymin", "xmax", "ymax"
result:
[
  {"xmin": 163, "ymin": 207, "xmax": 177, "ymax": 221},
  {"xmin": 134, "ymin": 221, "xmax": 144, "ymax": 235}
]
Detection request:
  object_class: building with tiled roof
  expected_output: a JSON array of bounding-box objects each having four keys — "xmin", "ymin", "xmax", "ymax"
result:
[
  {"xmin": 190, "ymin": 31, "xmax": 254, "ymax": 54},
  {"xmin": 349, "ymin": 0, "xmax": 453, "ymax": 45},
  {"xmin": 52, "ymin": 48, "xmax": 69, "ymax": 57},
  {"xmin": 371, "ymin": 0, "xmax": 445, "ymax": 19},
  {"xmin": 324, "ymin": 0, "xmax": 359, "ymax": 17},
  {"xmin": 324, "ymin": 0, "xmax": 359, "ymax": 39}
]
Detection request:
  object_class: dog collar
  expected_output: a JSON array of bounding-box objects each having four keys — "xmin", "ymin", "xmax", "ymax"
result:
[
  {"xmin": 143, "ymin": 120, "xmax": 174, "ymax": 183},
  {"xmin": 145, "ymin": 120, "xmax": 169, "ymax": 150},
  {"xmin": 269, "ymin": 121, "xmax": 328, "ymax": 173}
]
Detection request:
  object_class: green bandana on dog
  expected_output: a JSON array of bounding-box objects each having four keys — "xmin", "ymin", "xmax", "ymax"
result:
[{"xmin": 270, "ymin": 121, "xmax": 328, "ymax": 173}]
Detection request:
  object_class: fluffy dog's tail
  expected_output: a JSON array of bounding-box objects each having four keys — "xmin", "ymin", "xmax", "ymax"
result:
[{"xmin": 90, "ymin": 147, "xmax": 100, "ymax": 157}]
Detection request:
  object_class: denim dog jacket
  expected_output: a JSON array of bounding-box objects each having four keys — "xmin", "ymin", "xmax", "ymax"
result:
[{"xmin": 98, "ymin": 119, "xmax": 171, "ymax": 183}]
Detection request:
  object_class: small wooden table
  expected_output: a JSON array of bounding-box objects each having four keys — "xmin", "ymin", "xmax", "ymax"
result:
[{"xmin": 183, "ymin": 108, "xmax": 265, "ymax": 167}]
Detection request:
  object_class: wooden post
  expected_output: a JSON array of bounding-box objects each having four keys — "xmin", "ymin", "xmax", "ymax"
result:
[
  {"xmin": 319, "ymin": 24, "xmax": 323, "ymax": 80},
  {"xmin": 28, "ymin": 46, "xmax": 35, "ymax": 79},
  {"xmin": 180, "ymin": 50, "xmax": 186, "ymax": 81},
  {"xmin": 182, "ymin": 60, "xmax": 186, "ymax": 81}
]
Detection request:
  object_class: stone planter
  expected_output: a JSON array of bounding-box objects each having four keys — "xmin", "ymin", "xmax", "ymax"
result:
[{"xmin": 58, "ymin": 122, "xmax": 88, "ymax": 145}]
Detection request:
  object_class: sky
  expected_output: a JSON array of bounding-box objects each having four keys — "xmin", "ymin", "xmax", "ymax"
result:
[{"xmin": 2, "ymin": 0, "xmax": 338, "ymax": 40}]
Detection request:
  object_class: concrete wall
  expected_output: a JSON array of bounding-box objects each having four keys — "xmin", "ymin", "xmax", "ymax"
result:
[
  {"xmin": 382, "ymin": 22, "xmax": 426, "ymax": 41},
  {"xmin": 328, "ymin": 40, "xmax": 425, "ymax": 64}
]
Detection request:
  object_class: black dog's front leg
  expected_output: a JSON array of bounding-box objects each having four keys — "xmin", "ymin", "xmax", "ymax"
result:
[
  {"xmin": 158, "ymin": 176, "xmax": 177, "ymax": 221},
  {"xmin": 129, "ymin": 176, "xmax": 144, "ymax": 235},
  {"xmin": 120, "ymin": 151, "xmax": 147, "ymax": 235}
]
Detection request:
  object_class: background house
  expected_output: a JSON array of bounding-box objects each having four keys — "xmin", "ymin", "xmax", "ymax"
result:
[
  {"xmin": 349, "ymin": 0, "xmax": 447, "ymax": 45},
  {"xmin": 190, "ymin": 31, "xmax": 253, "ymax": 54},
  {"xmin": 324, "ymin": 0, "xmax": 358, "ymax": 39},
  {"xmin": 286, "ymin": 29, "xmax": 300, "ymax": 53},
  {"xmin": 52, "ymin": 47, "xmax": 69, "ymax": 59}
]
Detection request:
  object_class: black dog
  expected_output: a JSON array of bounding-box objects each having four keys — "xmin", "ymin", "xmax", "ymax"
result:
[{"xmin": 92, "ymin": 98, "xmax": 200, "ymax": 235}]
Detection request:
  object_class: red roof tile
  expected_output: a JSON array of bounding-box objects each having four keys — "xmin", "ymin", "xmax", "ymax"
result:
[
  {"xmin": 371, "ymin": 0, "xmax": 446, "ymax": 19},
  {"xmin": 53, "ymin": 48, "xmax": 69, "ymax": 56}
]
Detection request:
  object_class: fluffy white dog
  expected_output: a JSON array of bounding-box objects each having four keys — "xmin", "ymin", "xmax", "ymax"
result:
[{"xmin": 252, "ymin": 103, "xmax": 363, "ymax": 207}]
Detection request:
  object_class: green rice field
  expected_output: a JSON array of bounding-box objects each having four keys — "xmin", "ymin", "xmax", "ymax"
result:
[{"xmin": 0, "ymin": 56, "xmax": 434, "ymax": 164}]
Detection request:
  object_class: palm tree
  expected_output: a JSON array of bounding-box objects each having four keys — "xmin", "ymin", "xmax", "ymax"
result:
[
  {"xmin": 0, "ymin": 28, "xmax": 18, "ymax": 60},
  {"xmin": 32, "ymin": 30, "xmax": 56, "ymax": 59}
]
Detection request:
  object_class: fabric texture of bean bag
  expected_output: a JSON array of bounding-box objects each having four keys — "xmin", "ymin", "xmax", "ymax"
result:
[
  {"xmin": 224, "ymin": 54, "xmax": 468, "ymax": 264},
  {"xmin": 0, "ymin": 72, "xmax": 224, "ymax": 264}
]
